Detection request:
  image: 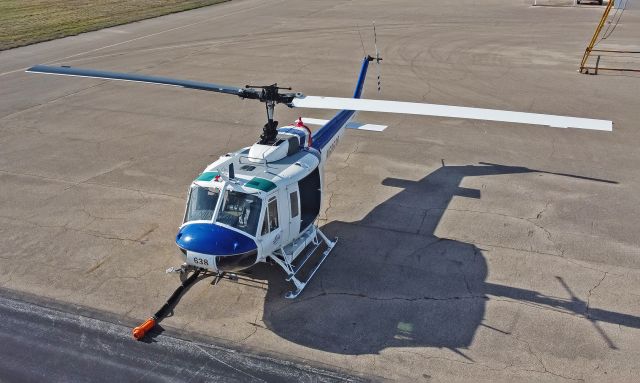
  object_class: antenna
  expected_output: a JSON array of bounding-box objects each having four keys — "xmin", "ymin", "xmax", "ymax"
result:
[
  {"xmin": 357, "ymin": 26, "xmax": 367, "ymax": 57},
  {"xmin": 373, "ymin": 21, "xmax": 381, "ymax": 93}
]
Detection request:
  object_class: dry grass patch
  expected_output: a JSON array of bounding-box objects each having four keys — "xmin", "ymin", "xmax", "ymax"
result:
[{"xmin": 0, "ymin": 0, "xmax": 228, "ymax": 51}]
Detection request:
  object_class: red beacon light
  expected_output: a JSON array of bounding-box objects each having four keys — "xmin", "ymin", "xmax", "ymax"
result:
[{"xmin": 295, "ymin": 117, "xmax": 312, "ymax": 147}]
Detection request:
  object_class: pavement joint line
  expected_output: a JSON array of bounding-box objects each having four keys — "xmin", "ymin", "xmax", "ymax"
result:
[
  {"xmin": 286, "ymin": 289, "xmax": 611, "ymax": 334},
  {"xmin": 36, "ymin": 22, "xmax": 421, "ymax": 69},
  {"xmin": 0, "ymin": 0, "xmax": 284, "ymax": 78},
  {"xmin": 0, "ymin": 169, "xmax": 183, "ymax": 200},
  {"xmin": 45, "ymin": 103, "xmax": 263, "ymax": 130},
  {"xmin": 0, "ymin": 41, "xmax": 238, "ymax": 122},
  {"xmin": 328, "ymin": 217, "xmax": 634, "ymax": 274},
  {"xmin": 475, "ymin": 241, "xmax": 636, "ymax": 273}
]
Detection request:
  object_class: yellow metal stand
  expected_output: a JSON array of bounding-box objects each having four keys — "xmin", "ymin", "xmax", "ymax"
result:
[
  {"xmin": 579, "ymin": 1, "xmax": 614, "ymax": 73},
  {"xmin": 579, "ymin": 1, "xmax": 639, "ymax": 74}
]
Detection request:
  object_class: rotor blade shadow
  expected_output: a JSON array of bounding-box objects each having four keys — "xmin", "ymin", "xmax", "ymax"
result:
[
  {"xmin": 261, "ymin": 162, "xmax": 629, "ymax": 355},
  {"xmin": 478, "ymin": 162, "xmax": 618, "ymax": 184}
]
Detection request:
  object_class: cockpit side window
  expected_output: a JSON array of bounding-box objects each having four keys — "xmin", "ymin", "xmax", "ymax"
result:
[
  {"xmin": 261, "ymin": 197, "xmax": 279, "ymax": 235},
  {"xmin": 268, "ymin": 198, "xmax": 279, "ymax": 230},
  {"xmin": 216, "ymin": 191, "xmax": 263, "ymax": 236},
  {"xmin": 185, "ymin": 186, "xmax": 219, "ymax": 222}
]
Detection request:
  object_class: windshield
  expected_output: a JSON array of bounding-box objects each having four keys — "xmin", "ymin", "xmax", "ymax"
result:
[
  {"xmin": 216, "ymin": 190, "xmax": 263, "ymax": 236},
  {"xmin": 185, "ymin": 186, "xmax": 220, "ymax": 222}
]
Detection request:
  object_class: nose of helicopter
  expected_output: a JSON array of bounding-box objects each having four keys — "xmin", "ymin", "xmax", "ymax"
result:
[{"xmin": 175, "ymin": 223, "xmax": 258, "ymax": 271}]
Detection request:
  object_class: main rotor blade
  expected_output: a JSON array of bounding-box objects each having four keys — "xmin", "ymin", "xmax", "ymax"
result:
[
  {"xmin": 291, "ymin": 96, "xmax": 612, "ymax": 131},
  {"xmin": 26, "ymin": 65, "xmax": 248, "ymax": 96}
]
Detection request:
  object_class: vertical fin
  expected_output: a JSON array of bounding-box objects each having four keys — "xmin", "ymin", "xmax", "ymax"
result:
[{"xmin": 352, "ymin": 56, "xmax": 372, "ymax": 99}]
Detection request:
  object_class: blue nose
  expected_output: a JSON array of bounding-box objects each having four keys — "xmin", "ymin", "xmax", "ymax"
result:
[{"xmin": 175, "ymin": 223, "xmax": 257, "ymax": 255}]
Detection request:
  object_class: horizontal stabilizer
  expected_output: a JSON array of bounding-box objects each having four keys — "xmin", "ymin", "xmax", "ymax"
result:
[{"xmin": 299, "ymin": 118, "xmax": 387, "ymax": 132}]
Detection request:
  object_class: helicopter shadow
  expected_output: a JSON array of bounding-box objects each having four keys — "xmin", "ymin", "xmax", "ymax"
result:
[{"xmin": 250, "ymin": 162, "xmax": 638, "ymax": 355}]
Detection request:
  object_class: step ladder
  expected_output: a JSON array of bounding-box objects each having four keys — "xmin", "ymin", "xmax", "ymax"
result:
[{"xmin": 270, "ymin": 225, "xmax": 337, "ymax": 298}]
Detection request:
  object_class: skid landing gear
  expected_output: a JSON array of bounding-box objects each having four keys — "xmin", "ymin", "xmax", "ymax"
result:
[{"xmin": 270, "ymin": 227, "xmax": 337, "ymax": 299}]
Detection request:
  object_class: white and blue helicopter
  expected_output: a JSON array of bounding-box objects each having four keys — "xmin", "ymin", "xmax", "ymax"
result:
[{"xmin": 27, "ymin": 52, "xmax": 611, "ymax": 337}]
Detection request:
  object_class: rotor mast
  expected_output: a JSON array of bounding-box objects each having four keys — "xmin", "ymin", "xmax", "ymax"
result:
[{"xmin": 243, "ymin": 83, "xmax": 298, "ymax": 145}]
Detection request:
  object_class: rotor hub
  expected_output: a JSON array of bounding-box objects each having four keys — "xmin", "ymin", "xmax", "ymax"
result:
[{"xmin": 242, "ymin": 84, "xmax": 300, "ymax": 145}]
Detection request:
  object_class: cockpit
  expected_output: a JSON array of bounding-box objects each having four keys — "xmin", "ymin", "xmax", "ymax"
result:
[
  {"xmin": 184, "ymin": 185, "xmax": 263, "ymax": 237},
  {"xmin": 184, "ymin": 186, "xmax": 220, "ymax": 222}
]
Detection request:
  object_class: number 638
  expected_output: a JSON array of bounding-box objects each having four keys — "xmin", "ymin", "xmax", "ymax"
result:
[{"xmin": 192, "ymin": 257, "xmax": 209, "ymax": 266}]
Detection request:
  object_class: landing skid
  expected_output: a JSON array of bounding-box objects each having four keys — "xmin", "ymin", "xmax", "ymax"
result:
[{"xmin": 270, "ymin": 226, "xmax": 337, "ymax": 299}]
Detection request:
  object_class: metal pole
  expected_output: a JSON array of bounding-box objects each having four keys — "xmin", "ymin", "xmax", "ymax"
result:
[{"xmin": 579, "ymin": 1, "xmax": 615, "ymax": 73}]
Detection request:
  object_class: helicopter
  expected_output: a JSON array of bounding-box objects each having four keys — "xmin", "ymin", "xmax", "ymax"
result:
[{"xmin": 26, "ymin": 54, "xmax": 612, "ymax": 303}]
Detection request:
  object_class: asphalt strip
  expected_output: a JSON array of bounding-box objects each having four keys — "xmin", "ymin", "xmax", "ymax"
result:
[{"xmin": 0, "ymin": 294, "xmax": 363, "ymax": 382}]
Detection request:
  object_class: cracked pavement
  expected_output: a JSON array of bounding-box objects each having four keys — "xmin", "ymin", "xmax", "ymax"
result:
[{"xmin": 1, "ymin": 0, "xmax": 640, "ymax": 381}]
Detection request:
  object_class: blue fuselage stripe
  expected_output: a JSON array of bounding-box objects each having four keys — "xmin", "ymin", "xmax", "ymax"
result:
[
  {"xmin": 311, "ymin": 109, "xmax": 355, "ymax": 150},
  {"xmin": 311, "ymin": 57, "xmax": 370, "ymax": 151}
]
